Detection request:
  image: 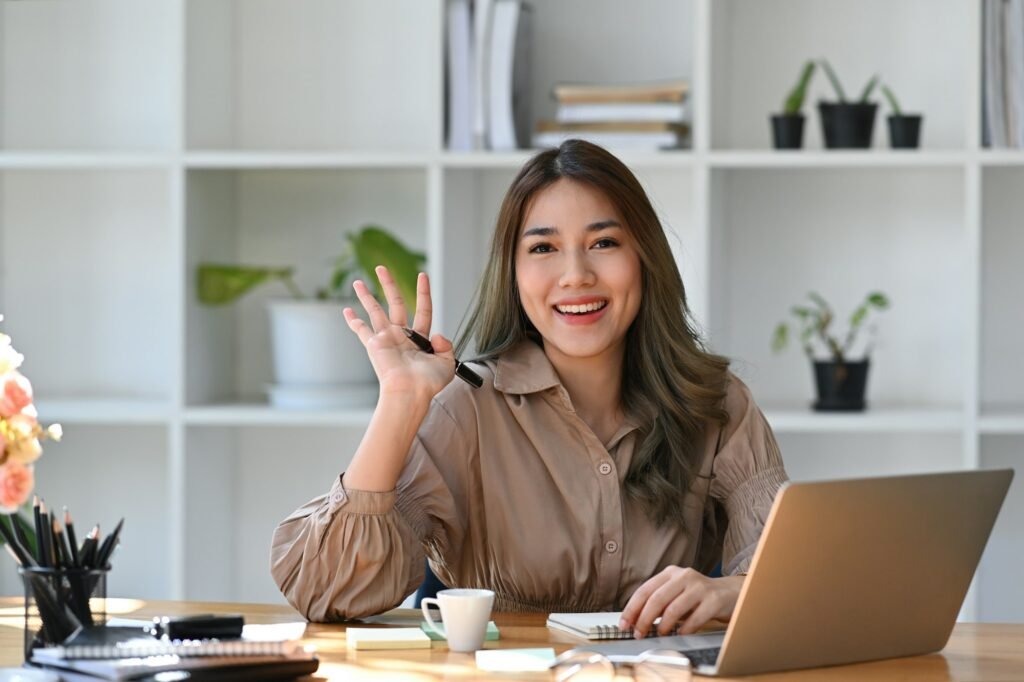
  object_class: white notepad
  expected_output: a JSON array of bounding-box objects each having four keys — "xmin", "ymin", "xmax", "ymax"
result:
[{"xmin": 546, "ymin": 612, "xmax": 661, "ymax": 640}]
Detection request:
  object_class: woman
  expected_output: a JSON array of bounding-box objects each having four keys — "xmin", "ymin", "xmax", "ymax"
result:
[{"xmin": 271, "ymin": 140, "xmax": 787, "ymax": 638}]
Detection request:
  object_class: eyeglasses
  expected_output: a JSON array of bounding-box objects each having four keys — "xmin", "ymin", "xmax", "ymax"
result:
[{"xmin": 551, "ymin": 648, "xmax": 693, "ymax": 681}]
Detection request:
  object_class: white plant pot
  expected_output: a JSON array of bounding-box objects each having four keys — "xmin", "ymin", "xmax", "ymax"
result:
[{"xmin": 266, "ymin": 299, "xmax": 377, "ymax": 408}]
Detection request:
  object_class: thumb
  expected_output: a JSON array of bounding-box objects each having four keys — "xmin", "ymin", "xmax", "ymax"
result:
[{"xmin": 430, "ymin": 334, "xmax": 454, "ymax": 355}]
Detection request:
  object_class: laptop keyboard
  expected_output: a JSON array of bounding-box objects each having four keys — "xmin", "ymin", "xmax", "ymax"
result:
[{"xmin": 681, "ymin": 647, "xmax": 721, "ymax": 668}]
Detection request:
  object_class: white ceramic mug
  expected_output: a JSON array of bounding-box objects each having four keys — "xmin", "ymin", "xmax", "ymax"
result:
[{"xmin": 420, "ymin": 588, "xmax": 495, "ymax": 652}]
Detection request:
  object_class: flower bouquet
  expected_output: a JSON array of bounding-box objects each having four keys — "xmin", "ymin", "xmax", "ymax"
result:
[{"xmin": 0, "ymin": 315, "xmax": 61, "ymax": 536}]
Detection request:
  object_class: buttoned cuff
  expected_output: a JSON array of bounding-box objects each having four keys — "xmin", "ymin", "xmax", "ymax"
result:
[{"xmin": 327, "ymin": 474, "xmax": 398, "ymax": 515}]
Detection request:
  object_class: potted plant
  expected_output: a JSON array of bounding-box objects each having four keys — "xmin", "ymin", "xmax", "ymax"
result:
[
  {"xmin": 772, "ymin": 291, "xmax": 890, "ymax": 411},
  {"xmin": 771, "ymin": 60, "xmax": 816, "ymax": 149},
  {"xmin": 198, "ymin": 225, "xmax": 425, "ymax": 409},
  {"xmin": 817, "ymin": 59, "xmax": 880, "ymax": 149},
  {"xmin": 881, "ymin": 84, "xmax": 923, "ymax": 149}
]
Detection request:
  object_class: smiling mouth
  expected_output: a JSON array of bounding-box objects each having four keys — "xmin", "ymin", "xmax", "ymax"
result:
[{"xmin": 554, "ymin": 300, "xmax": 608, "ymax": 315}]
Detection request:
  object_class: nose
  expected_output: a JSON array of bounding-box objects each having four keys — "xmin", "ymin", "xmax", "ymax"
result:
[{"xmin": 558, "ymin": 249, "xmax": 597, "ymax": 288}]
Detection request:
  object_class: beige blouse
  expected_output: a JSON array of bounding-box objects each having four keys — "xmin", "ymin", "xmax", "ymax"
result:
[{"xmin": 271, "ymin": 340, "xmax": 788, "ymax": 622}]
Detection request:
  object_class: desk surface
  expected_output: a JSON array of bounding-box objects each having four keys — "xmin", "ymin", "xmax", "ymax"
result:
[{"xmin": 1, "ymin": 599, "xmax": 1022, "ymax": 681}]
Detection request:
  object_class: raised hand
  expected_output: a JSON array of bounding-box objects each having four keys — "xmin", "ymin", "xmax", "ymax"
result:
[{"xmin": 343, "ymin": 266, "xmax": 456, "ymax": 401}]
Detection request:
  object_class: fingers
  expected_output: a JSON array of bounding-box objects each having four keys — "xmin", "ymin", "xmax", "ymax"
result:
[
  {"xmin": 620, "ymin": 572, "xmax": 670, "ymax": 636},
  {"xmin": 375, "ymin": 265, "xmax": 410, "ymax": 327},
  {"xmin": 352, "ymin": 279, "xmax": 392, "ymax": 333},
  {"xmin": 343, "ymin": 307, "xmax": 374, "ymax": 345},
  {"xmin": 411, "ymin": 272, "xmax": 433, "ymax": 337},
  {"xmin": 430, "ymin": 333, "xmax": 453, "ymax": 356},
  {"xmin": 634, "ymin": 577, "xmax": 687, "ymax": 638},
  {"xmin": 659, "ymin": 587, "xmax": 703, "ymax": 636},
  {"xmin": 676, "ymin": 598, "xmax": 720, "ymax": 636}
]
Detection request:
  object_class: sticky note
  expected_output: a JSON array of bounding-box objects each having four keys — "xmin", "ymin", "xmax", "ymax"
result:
[
  {"xmin": 475, "ymin": 647, "xmax": 557, "ymax": 672},
  {"xmin": 346, "ymin": 627, "xmax": 432, "ymax": 650}
]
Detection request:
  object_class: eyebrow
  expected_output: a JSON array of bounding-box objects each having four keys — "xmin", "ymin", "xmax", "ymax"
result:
[{"xmin": 521, "ymin": 219, "xmax": 622, "ymax": 239}]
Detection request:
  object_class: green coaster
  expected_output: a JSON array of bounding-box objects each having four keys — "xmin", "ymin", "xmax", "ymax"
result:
[{"xmin": 420, "ymin": 620, "xmax": 500, "ymax": 641}]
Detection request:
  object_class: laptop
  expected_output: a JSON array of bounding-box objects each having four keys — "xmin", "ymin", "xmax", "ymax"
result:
[{"xmin": 577, "ymin": 468, "xmax": 1014, "ymax": 676}]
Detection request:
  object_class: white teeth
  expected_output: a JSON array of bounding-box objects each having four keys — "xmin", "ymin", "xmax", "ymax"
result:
[{"xmin": 556, "ymin": 300, "xmax": 607, "ymax": 314}]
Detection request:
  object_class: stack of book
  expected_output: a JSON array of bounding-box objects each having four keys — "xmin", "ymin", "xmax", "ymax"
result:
[
  {"xmin": 533, "ymin": 78, "xmax": 691, "ymax": 151},
  {"xmin": 447, "ymin": 0, "xmax": 532, "ymax": 151}
]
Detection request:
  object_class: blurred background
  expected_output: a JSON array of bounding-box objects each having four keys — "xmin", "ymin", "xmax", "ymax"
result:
[{"xmin": 0, "ymin": 0, "xmax": 1021, "ymax": 624}]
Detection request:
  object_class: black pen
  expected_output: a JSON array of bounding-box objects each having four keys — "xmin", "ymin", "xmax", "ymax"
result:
[{"xmin": 402, "ymin": 328, "xmax": 483, "ymax": 389}]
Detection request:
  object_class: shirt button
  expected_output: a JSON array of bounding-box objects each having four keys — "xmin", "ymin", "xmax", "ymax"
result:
[
  {"xmin": 331, "ymin": 492, "xmax": 344, "ymax": 504},
  {"xmin": 598, "ymin": 462, "xmax": 612, "ymax": 475},
  {"xmin": 605, "ymin": 540, "xmax": 619, "ymax": 554}
]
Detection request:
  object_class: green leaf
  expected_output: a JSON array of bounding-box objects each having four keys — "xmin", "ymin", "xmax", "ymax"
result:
[
  {"xmin": 849, "ymin": 304, "xmax": 868, "ymax": 328},
  {"xmin": 807, "ymin": 291, "xmax": 830, "ymax": 312},
  {"xmin": 880, "ymin": 85, "xmax": 901, "ymax": 115},
  {"xmin": 819, "ymin": 58, "xmax": 847, "ymax": 102},
  {"xmin": 791, "ymin": 306, "xmax": 813, "ymax": 319},
  {"xmin": 859, "ymin": 74, "xmax": 880, "ymax": 103},
  {"xmin": 348, "ymin": 226, "xmax": 426, "ymax": 313},
  {"xmin": 867, "ymin": 291, "xmax": 890, "ymax": 309},
  {"xmin": 197, "ymin": 265, "xmax": 298, "ymax": 305},
  {"xmin": 771, "ymin": 323, "xmax": 789, "ymax": 353},
  {"xmin": 783, "ymin": 60, "xmax": 816, "ymax": 114}
]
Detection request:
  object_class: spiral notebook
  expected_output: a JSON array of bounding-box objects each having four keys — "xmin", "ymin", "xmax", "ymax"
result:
[
  {"xmin": 31, "ymin": 622, "xmax": 306, "ymax": 661},
  {"xmin": 546, "ymin": 612, "xmax": 661, "ymax": 640}
]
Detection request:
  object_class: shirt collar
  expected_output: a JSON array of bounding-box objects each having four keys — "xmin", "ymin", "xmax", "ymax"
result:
[{"xmin": 492, "ymin": 339, "xmax": 563, "ymax": 394}]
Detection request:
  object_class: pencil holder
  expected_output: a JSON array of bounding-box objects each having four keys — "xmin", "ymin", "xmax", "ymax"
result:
[{"xmin": 19, "ymin": 566, "xmax": 109, "ymax": 662}]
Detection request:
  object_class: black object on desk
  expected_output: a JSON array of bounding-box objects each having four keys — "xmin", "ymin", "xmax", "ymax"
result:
[{"xmin": 149, "ymin": 614, "xmax": 245, "ymax": 640}]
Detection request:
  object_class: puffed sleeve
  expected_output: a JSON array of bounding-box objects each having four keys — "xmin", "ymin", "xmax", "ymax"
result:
[
  {"xmin": 708, "ymin": 376, "xmax": 789, "ymax": 576},
  {"xmin": 270, "ymin": 395, "xmax": 471, "ymax": 621}
]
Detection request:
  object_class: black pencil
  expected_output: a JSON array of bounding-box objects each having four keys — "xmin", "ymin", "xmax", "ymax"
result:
[
  {"xmin": 32, "ymin": 496, "xmax": 43, "ymax": 564},
  {"xmin": 38, "ymin": 502, "xmax": 52, "ymax": 568},
  {"xmin": 51, "ymin": 517, "xmax": 69, "ymax": 569},
  {"xmin": 0, "ymin": 515, "xmax": 32, "ymax": 566},
  {"xmin": 64, "ymin": 508, "xmax": 80, "ymax": 568},
  {"xmin": 79, "ymin": 526, "xmax": 99, "ymax": 569},
  {"xmin": 95, "ymin": 518, "xmax": 124, "ymax": 569}
]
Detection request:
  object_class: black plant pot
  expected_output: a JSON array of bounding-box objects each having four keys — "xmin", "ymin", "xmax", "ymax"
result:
[
  {"xmin": 771, "ymin": 114, "xmax": 805, "ymax": 149},
  {"xmin": 812, "ymin": 359, "xmax": 870, "ymax": 412},
  {"xmin": 818, "ymin": 102, "xmax": 878, "ymax": 149},
  {"xmin": 888, "ymin": 114, "xmax": 923, "ymax": 149}
]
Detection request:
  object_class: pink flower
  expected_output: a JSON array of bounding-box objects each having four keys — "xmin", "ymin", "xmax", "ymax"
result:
[
  {"xmin": 0, "ymin": 460, "xmax": 33, "ymax": 511},
  {"xmin": 0, "ymin": 373, "xmax": 33, "ymax": 418}
]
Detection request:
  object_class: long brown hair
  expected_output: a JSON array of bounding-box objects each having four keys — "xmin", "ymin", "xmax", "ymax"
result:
[{"xmin": 456, "ymin": 139, "xmax": 731, "ymax": 528}]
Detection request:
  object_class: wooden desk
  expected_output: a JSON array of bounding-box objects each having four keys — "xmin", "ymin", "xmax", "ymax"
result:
[{"xmin": 0, "ymin": 598, "xmax": 1021, "ymax": 680}]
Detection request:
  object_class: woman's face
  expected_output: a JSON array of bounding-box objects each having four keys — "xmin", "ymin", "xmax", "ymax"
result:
[{"xmin": 515, "ymin": 179, "xmax": 642, "ymax": 366}]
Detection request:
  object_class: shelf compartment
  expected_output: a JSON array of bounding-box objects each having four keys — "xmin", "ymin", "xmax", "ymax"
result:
[
  {"xmin": 185, "ymin": 0, "xmax": 441, "ymax": 152},
  {"xmin": 0, "ymin": 0, "xmax": 177, "ymax": 151},
  {"xmin": 184, "ymin": 168, "xmax": 427, "ymax": 406},
  {"xmin": 0, "ymin": 425, "xmax": 172, "ymax": 598},
  {"xmin": 977, "ymin": 436, "xmax": 1024, "ymax": 622},
  {"xmin": 707, "ymin": 167, "xmax": 967, "ymax": 409},
  {"xmin": 184, "ymin": 425, "xmax": 364, "ymax": 602},
  {"xmin": 980, "ymin": 167, "xmax": 1024, "ymax": 410},
  {"xmin": 709, "ymin": 0, "xmax": 972, "ymax": 151},
  {"xmin": 0, "ymin": 169, "xmax": 175, "ymax": 401},
  {"xmin": 764, "ymin": 405, "xmax": 964, "ymax": 434}
]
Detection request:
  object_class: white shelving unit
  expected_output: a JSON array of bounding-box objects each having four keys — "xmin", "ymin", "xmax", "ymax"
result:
[{"xmin": 1, "ymin": 0, "xmax": 1021, "ymax": 622}]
